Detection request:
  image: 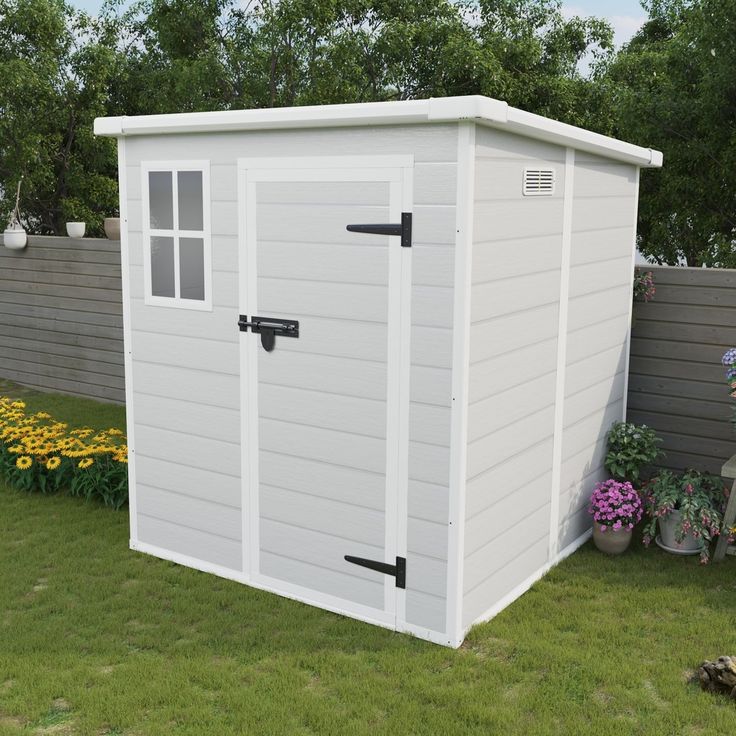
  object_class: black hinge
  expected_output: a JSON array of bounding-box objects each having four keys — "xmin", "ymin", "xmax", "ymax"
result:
[
  {"xmin": 238, "ymin": 315, "xmax": 299, "ymax": 352},
  {"xmin": 344, "ymin": 555, "xmax": 406, "ymax": 589},
  {"xmin": 346, "ymin": 212, "xmax": 412, "ymax": 248}
]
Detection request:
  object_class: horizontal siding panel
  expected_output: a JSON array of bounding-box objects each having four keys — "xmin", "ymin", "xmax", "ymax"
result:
[
  {"xmin": 0, "ymin": 299, "xmax": 122, "ymax": 329},
  {"xmin": 405, "ymin": 590, "xmax": 446, "ymax": 633},
  {"xmin": 643, "ymin": 266, "xmax": 736, "ymax": 289},
  {"xmin": 260, "ymin": 418, "xmax": 385, "ymax": 475},
  {"xmin": 464, "ymin": 503, "xmax": 550, "ymax": 594},
  {"xmin": 130, "ymin": 301, "xmax": 238, "ymax": 343},
  {"xmin": 465, "ymin": 472, "xmax": 552, "ymax": 558},
  {"xmin": 260, "ymin": 450, "xmax": 383, "ymax": 511},
  {"xmin": 472, "ymin": 234, "xmax": 562, "ymax": 284},
  {"xmin": 635, "ymin": 301, "xmax": 735, "ymax": 328},
  {"xmin": 260, "ymin": 484, "xmax": 383, "ymax": 547},
  {"xmin": 565, "ymin": 313, "xmax": 630, "ymax": 367},
  {"xmin": 568, "ymin": 256, "xmax": 632, "ymax": 299},
  {"xmin": 408, "ymin": 479, "xmax": 449, "ymax": 525},
  {"xmin": 631, "ymin": 317, "xmax": 736, "ymax": 347},
  {"xmin": 409, "ymin": 441, "xmax": 450, "ymax": 487},
  {"xmin": 469, "ymin": 336, "xmax": 558, "ymax": 404},
  {"xmin": 628, "ymin": 373, "xmax": 729, "ymax": 404},
  {"xmin": 473, "ymin": 199, "xmax": 564, "ymax": 242},
  {"xmin": 471, "ymin": 270, "xmax": 561, "ymax": 323},
  {"xmin": 467, "ymin": 405, "xmax": 556, "ymax": 480},
  {"xmin": 571, "ymin": 195, "xmax": 637, "ymax": 233},
  {"xmin": 126, "ymin": 124, "xmax": 459, "ymax": 167},
  {"xmin": 469, "ymin": 303, "xmax": 559, "ymax": 365},
  {"xmin": 475, "ymin": 160, "xmax": 565, "ymax": 202},
  {"xmin": 468, "ymin": 373, "xmax": 557, "ymax": 443},
  {"xmin": 133, "ymin": 362, "xmax": 239, "ymax": 410},
  {"xmin": 0, "ymin": 355, "xmax": 125, "ymax": 389},
  {"xmin": 0, "ymin": 347, "xmax": 123, "ymax": 379},
  {"xmin": 135, "ymin": 424, "xmax": 240, "ymax": 477},
  {"xmin": 0, "ymin": 266, "xmax": 121, "ymax": 291},
  {"xmin": 0, "ymin": 328, "xmax": 122, "ymax": 363},
  {"xmin": 463, "ymin": 535, "xmax": 548, "ymax": 628},
  {"xmin": 137, "ymin": 514, "xmax": 242, "ymax": 571},
  {"xmin": 408, "ymin": 517, "xmax": 448, "ymax": 560},
  {"xmin": 135, "ymin": 454, "xmax": 241, "ymax": 508},
  {"xmin": 132, "ymin": 332, "xmax": 239, "ymax": 375},
  {"xmin": 134, "ymin": 393, "xmax": 240, "ymax": 443},
  {"xmin": 259, "ymin": 551, "xmax": 382, "ymax": 610},
  {"xmin": 651, "ymin": 283, "xmax": 736, "ymax": 308},
  {"xmin": 629, "ymin": 355, "xmax": 724, "ymax": 384},
  {"xmin": 563, "ymin": 400, "xmax": 624, "ymax": 463},
  {"xmin": 627, "ymin": 391, "xmax": 731, "ymax": 422},
  {"xmin": 476, "ymin": 127, "xmax": 566, "ymax": 163},
  {"xmin": 565, "ymin": 345, "xmax": 627, "ymax": 399},
  {"xmin": 137, "ymin": 485, "xmax": 241, "ymax": 540}
]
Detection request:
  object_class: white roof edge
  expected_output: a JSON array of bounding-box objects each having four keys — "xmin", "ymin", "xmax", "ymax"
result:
[{"xmin": 94, "ymin": 95, "xmax": 662, "ymax": 168}]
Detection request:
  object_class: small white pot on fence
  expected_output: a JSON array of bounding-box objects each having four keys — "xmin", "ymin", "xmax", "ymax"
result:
[
  {"xmin": 66, "ymin": 221, "xmax": 85, "ymax": 238},
  {"xmin": 3, "ymin": 228, "xmax": 27, "ymax": 249}
]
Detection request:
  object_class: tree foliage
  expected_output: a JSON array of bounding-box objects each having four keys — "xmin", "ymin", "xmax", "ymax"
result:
[{"xmin": 606, "ymin": 0, "xmax": 736, "ymax": 266}]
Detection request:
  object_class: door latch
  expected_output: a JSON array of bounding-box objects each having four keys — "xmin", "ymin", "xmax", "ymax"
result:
[
  {"xmin": 346, "ymin": 212, "xmax": 412, "ymax": 248},
  {"xmin": 238, "ymin": 315, "xmax": 299, "ymax": 352}
]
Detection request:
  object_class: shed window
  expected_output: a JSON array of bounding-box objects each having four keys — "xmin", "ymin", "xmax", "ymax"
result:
[{"xmin": 142, "ymin": 162, "xmax": 211, "ymax": 310}]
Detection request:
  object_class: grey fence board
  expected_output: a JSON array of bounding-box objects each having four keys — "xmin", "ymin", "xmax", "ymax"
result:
[
  {"xmin": 628, "ymin": 265, "xmax": 736, "ymax": 475},
  {"xmin": 0, "ymin": 235, "xmax": 125, "ymax": 403}
]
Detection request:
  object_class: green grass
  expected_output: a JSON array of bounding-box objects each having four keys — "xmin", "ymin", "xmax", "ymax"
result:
[{"xmin": 1, "ymin": 388, "xmax": 735, "ymax": 735}]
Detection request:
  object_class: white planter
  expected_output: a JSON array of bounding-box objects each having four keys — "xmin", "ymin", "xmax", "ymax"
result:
[
  {"xmin": 104, "ymin": 217, "xmax": 121, "ymax": 240},
  {"xmin": 66, "ymin": 221, "xmax": 85, "ymax": 238},
  {"xmin": 3, "ymin": 229, "xmax": 27, "ymax": 249}
]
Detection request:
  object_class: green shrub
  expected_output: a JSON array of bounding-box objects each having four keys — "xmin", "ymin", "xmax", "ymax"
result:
[{"xmin": 604, "ymin": 421, "xmax": 662, "ymax": 485}]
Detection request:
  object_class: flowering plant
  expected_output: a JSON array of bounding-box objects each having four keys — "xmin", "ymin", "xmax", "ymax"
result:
[
  {"xmin": 641, "ymin": 470, "xmax": 729, "ymax": 563},
  {"xmin": 604, "ymin": 421, "xmax": 662, "ymax": 484},
  {"xmin": 633, "ymin": 269, "xmax": 655, "ymax": 302},
  {"xmin": 0, "ymin": 397, "xmax": 128, "ymax": 509},
  {"xmin": 588, "ymin": 479, "xmax": 643, "ymax": 532}
]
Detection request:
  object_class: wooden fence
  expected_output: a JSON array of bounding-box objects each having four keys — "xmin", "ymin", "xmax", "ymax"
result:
[
  {"xmin": 627, "ymin": 265, "xmax": 736, "ymax": 476},
  {"xmin": 0, "ymin": 235, "xmax": 124, "ymax": 403}
]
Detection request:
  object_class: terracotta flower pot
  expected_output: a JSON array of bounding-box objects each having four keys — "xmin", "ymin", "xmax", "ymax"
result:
[{"xmin": 592, "ymin": 524, "xmax": 633, "ymax": 555}]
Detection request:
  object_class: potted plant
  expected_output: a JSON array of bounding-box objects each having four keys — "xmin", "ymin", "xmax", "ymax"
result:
[
  {"xmin": 66, "ymin": 221, "xmax": 86, "ymax": 238},
  {"xmin": 104, "ymin": 215, "xmax": 120, "ymax": 240},
  {"xmin": 605, "ymin": 421, "xmax": 663, "ymax": 486},
  {"xmin": 588, "ymin": 479, "xmax": 643, "ymax": 554},
  {"xmin": 642, "ymin": 470, "xmax": 728, "ymax": 563},
  {"xmin": 3, "ymin": 178, "xmax": 27, "ymax": 249}
]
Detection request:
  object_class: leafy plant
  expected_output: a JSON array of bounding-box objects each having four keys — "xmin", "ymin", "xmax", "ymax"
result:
[
  {"xmin": 0, "ymin": 396, "xmax": 128, "ymax": 509},
  {"xmin": 588, "ymin": 478, "xmax": 643, "ymax": 532},
  {"xmin": 604, "ymin": 421, "xmax": 663, "ymax": 484},
  {"xmin": 641, "ymin": 469, "xmax": 729, "ymax": 564}
]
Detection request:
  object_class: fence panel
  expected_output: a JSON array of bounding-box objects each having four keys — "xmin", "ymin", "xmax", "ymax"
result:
[
  {"xmin": 0, "ymin": 235, "xmax": 124, "ymax": 403},
  {"xmin": 628, "ymin": 265, "xmax": 735, "ymax": 475}
]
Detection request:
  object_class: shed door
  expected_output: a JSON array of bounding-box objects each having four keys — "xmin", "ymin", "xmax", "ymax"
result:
[{"xmin": 238, "ymin": 156, "xmax": 413, "ymax": 629}]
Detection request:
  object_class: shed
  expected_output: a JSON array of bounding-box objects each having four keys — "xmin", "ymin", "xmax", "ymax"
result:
[{"xmin": 95, "ymin": 96, "xmax": 662, "ymax": 647}]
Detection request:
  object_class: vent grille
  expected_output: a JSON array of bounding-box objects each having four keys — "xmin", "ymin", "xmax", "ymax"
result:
[{"xmin": 523, "ymin": 168, "xmax": 556, "ymax": 196}]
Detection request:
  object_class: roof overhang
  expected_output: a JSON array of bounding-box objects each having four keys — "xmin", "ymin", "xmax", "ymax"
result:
[{"xmin": 95, "ymin": 96, "xmax": 662, "ymax": 168}]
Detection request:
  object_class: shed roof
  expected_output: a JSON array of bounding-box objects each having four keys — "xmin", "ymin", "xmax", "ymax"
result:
[{"xmin": 94, "ymin": 95, "xmax": 662, "ymax": 168}]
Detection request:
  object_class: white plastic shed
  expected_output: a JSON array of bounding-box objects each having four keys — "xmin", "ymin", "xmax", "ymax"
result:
[{"xmin": 95, "ymin": 96, "xmax": 662, "ymax": 647}]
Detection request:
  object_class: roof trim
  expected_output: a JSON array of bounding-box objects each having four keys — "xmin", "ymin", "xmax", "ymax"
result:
[{"xmin": 94, "ymin": 96, "xmax": 662, "ymax": 168}]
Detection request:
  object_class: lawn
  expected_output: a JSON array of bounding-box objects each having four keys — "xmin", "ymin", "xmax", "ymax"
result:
[{"xmin": 0, "ymin": 388, "xmax": 735, "ymax": 735}]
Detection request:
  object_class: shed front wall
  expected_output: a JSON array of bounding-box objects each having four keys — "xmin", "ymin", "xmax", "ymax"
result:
[
  {"xmin": 462, "ymin": 129, "xmax": 639, "ymax": 631},
  {"xmin": 121, "ymin": 124, "xmax": 459, "ymax": 639}
]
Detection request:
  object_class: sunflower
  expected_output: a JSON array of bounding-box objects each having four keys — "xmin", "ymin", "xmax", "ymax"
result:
[
  {"xmin": 78, "ymin": 458, "xmax": 94, "ymax": 469},
  {"xmin": 15, "ymin": 456, "xmax": 32, "ymax": 470},
  {"xmin": 46, "ymin": 457, "xmax": 61, "ymax": 471}
]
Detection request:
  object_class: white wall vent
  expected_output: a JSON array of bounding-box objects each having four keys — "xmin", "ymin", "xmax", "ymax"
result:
[{"xmin": 523, "ymin": 168, "xmax": 556, "ymax": 196}]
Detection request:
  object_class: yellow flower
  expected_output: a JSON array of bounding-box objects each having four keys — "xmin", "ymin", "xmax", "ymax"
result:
[
  {"xmin": 78, "ymin": 458, "xmax": 94, "ymax": 469},
  {"xmin": 16, "ymin": 456, "xmax": 32, "ymax": 470},
  {"xmin": 10, "ymin": 401, "xmax": 26, "ymax": 409},
  {"xmin": 46, "ymin": 457, "xmax": 61, "ymax": 470},
  {"xmin": 7, "ymin": 445, "xmax": 23, "ymax": 454},
  {"xmin": 107, "ymin": 428, "xmax": 124, "ymax": 437},
  {"xmin": 35, "ymin": 412, "xmax": 51, "ymax": 419}
]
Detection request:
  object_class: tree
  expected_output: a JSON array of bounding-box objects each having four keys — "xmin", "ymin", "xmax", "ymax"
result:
[
  {"xmin": 0, "ymin": 0, "xmax": 123, "ymax": 235},
  {"xmin": 606, "ymin": 0, "xmax": 736, "ymax": 267}
]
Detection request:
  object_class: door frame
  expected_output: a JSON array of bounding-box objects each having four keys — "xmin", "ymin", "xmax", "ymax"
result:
[{"xmin": 236, "ymin": 154, "xmax": 414, "ymax": 631}]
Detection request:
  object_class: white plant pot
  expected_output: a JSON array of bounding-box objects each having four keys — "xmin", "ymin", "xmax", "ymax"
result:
[
  {"xmin": 66, "ymin": 221, "xmax": 85, "ymax": 238},
  {"xmin": 104, "ymin": 217, "xmax": 121, "ymax": 240},
  {"xmin": 3, "ymin": 229, "xmax": 27, "ymax": 249}
]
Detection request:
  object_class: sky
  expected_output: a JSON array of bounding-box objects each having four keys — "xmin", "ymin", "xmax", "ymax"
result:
[{"xmin": 70, "ymin": 0, "xmax": 648, "ymax": 48}]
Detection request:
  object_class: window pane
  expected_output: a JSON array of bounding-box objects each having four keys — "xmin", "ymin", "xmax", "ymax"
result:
[
  {"xmin": 178, "ymin": 171, "xmax": 203, "ymax": 231},
  {"xmin": 151, "ymin": 236, "xmax": 175, "ymax": 297},
  {"xmin": 180, "ymin": 237, "xmax": 205, "ymax": 301},
  {"xmin": 149, "ymin": 172, "xmax": 174, "ymax": 229}
]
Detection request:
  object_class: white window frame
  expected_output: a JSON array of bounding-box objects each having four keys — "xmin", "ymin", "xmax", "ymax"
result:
[{"xmin": 141, "ymin": 160, "xmax": 212, "ymax": 311}]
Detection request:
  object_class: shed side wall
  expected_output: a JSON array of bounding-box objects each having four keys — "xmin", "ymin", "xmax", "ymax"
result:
[
  {"xmin": 558, "ymin": 153, "xmax": 639, "ymax": 550},
  {"xmin": 462, "ymin": 128, "xmax": 566, "ymax": 628},
  {"xmin": 123, "ymin": 124, "xmax": 458, "ymax": 635}
]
